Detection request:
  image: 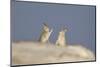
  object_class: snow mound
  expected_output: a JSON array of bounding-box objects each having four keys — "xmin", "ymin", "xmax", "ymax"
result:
[{"xmin": 12, "ymin": 42, "xmax": 95, "ymax": 65}]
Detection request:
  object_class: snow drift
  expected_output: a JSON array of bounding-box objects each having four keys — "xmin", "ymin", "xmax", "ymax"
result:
[{"xmin": 12, "ymin": 41, "xmax": 95, "ymax": 65}]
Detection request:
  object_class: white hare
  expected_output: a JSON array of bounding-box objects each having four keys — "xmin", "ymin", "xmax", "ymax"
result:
[
  {"xmin": 56, "ymin": 28, "xmax": 67, "ymax": 47},
  {"xmin": 38, "ymin": 23, "xmax": 53, "ymax": 43}
]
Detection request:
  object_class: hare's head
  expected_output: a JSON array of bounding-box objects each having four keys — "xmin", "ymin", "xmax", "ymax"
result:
[
  {"xmin": 43, "ymin": 23, "xmax": 49, "ymax": 32},
  {"xmin": 58, "ymin": 27, "xmax": 68, "ymax": 36},
  {"xmin": 61, "ymin": 26, "xmax": 68, "ymax": 32}
]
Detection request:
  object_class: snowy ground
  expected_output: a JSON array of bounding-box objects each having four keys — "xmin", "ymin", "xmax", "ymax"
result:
[{"xmin": 12, "ymin": 41, "xmax": 95, "ymax": 66}]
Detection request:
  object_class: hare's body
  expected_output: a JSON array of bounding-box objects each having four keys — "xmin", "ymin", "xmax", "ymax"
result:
[
  {"xmin": 56, "ymin": 29, "xmax": 67, "ymax": 47},
  {"xmin": 39, "ymin": 23, "xmax": 53, "ymax": 43}
]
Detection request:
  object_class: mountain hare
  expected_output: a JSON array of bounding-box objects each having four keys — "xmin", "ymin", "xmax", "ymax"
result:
[
  {"xmin": 56, "ymin": 28, "xmax": 67, "ymax": 47},
  {"xmin": 38, "ymin": 23, "xmax": 53, "ymax": 43}
]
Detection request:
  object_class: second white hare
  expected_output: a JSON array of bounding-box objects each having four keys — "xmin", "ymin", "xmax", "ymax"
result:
[{"xmin": 56, "ymin": 28, "xmax": 67, "ymax": 47}]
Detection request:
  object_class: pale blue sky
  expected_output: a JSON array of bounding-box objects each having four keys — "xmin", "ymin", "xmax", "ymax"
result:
[{"xmin": 11, "ymin": 0, "xmax": 96, "ymax": 53}]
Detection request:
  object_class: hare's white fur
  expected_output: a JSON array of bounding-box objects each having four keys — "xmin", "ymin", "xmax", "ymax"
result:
[
  {"xmin": 56, "ymin": 29, "xmax": 67, "ymax": 47},
  {"xmin": 39, "ymin": 23, "xmax": 53, "ymax": 43}
]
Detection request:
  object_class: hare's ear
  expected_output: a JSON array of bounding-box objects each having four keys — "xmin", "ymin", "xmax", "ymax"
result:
[
  {"xmin": 63, "ymin": 27, "xmax": 68, "ymax": 32},
  {"xmin": 43, "ymin": 23, "xmax": 48, "ymax": 27}
]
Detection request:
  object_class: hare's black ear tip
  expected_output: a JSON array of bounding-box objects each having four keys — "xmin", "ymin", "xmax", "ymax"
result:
[{"xmin": 43, "ymin": 23, "xmax": 48, "ymax": 26}]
